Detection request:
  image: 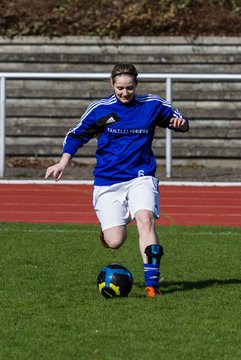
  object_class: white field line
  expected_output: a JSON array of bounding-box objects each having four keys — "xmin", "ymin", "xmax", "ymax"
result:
[
  {"xmin": 0, "ymin": 227, "xmax": 241, "ymax": 237},
  {"xmin": 0, "ymin": 179, "xmax": 241, "ymax": 187}
]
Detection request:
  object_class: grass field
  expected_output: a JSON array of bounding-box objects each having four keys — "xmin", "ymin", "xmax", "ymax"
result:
[{"xmin": 0, "ymin": 222, "xmax": 241, "ymax": 360}]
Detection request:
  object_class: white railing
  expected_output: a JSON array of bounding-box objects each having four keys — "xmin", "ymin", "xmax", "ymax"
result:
[{"xmin": 1, "ymin": 72, "xmax": 241, "ymax": 179}]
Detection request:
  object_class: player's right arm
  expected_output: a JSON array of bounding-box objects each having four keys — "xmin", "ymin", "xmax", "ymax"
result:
[
  {"xmin": 45, "ymin": 102, "xmax": 99, "ymax": 182},
  {"xmin": 45, "ymin": 152, "xmax": 71, "ymax": 182}
]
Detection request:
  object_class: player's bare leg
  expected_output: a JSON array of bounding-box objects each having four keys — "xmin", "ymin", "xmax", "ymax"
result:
[
  {"xmin": 134, "ymin": 210, "xmax": 158, "ymax": 261},
  {"xmin": 135, "ymin": 209, "xmax": 164, "ymax": 297},
  {"xmin": 101, "ymin": 225, "xmax": 127, "ymax": 249}
]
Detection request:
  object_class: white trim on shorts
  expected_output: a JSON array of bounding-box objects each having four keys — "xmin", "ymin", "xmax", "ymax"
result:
[{"xmin": 93, "ymin": 176, "xmax": 160, "ymax": 231}]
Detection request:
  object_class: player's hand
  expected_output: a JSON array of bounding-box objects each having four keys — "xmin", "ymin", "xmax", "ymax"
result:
[
  {"xmin": 45, "ymin": 163, "xmax": 65, "ymax": 182},
  {"xmin": 45, "ymin": 153, "xmax": 71, "ymax": 182},
  {"xmin": 169, "ymin": 117, "xmax": 188, "ymax": 131}
]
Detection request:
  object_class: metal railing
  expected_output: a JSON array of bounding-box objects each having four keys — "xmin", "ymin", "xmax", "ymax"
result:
[{"xmin": 1, "ymin": 72, "xmax": 241, "ymax": 178}]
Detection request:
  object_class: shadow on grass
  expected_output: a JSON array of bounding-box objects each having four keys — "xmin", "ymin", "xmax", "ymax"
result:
[
  {"xmin": 161, "ymin": 278, "xmax": 241, "ymax": 294},
  {"xmin": 134, "ymin": 278, "xmax": 241, "ymax": 296}
]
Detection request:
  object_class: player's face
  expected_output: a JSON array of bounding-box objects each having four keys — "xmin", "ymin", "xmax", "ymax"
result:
[{"xmin": 112, "ymin": 75, "xmax": 137, "ymax": 104}]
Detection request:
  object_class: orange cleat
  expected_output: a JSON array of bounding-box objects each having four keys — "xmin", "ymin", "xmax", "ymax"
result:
[{"xmin": 145, "ymin": 286, "xmax": 163, "ymax": 298}]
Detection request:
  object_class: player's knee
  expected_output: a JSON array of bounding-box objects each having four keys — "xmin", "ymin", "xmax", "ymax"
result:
[
  {"xmin": 105, "ymin": 236, "xmax": 126, "ymax": 249},
  {"xmin": 103, "ymin": 228, "xmax": 127, "ymax": 249}
]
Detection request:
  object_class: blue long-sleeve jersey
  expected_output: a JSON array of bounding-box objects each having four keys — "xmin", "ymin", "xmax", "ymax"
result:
[{"xmin": 63, "ymin": 93, "xmax": 189, "ymax": 185}]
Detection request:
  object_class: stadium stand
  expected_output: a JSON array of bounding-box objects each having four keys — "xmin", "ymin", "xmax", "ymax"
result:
[{"xmin": 1, "ymin": 36, "xmax": 241, "ymax": 178}]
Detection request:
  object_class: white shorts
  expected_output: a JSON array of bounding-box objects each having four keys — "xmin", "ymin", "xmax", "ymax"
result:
[{"xmin": 93, "ymin": 176, "xmax": 160, "ymax": 231}]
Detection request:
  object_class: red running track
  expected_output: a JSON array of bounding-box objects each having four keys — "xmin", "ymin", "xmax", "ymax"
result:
[{"xmin": 0, "ymin": 183, "xmax": 241, "ymax": 227}]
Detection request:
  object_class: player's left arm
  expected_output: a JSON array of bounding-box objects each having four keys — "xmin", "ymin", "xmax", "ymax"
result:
[
  {"xmin": 155, "ymin": 98, "xmax": 189, "ymax": 132},
  {"xmin": 168, "ymin": 116, "xmax": 189, "ymax": 132}
]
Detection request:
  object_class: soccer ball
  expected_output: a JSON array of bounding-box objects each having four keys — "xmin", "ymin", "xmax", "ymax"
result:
[{"xmin": 97, "ymin": 264, "xmax": 133, "ymax": 298}]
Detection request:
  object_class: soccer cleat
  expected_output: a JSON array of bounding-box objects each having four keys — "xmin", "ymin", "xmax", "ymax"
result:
[
  {"xmin": 100, "ymin": 231, "xmax": 109, "ymax": 249},
  {"xmin": 145, "ymin": 286, "xmax": 163, "ymax": 298}
]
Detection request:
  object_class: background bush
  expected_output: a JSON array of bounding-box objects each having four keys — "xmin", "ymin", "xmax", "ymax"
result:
[{"xmin": 1, "ymin": 0, "xmax": 241, "ymax": 38}]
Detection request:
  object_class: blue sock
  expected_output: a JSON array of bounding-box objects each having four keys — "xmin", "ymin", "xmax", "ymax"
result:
[{"xmin": 144, "ymin": 263, "xmax": 160, "ymax": 287}]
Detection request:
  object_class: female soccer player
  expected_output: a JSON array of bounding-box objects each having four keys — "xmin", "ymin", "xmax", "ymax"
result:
[{"xmin": 45, "ymin": 63, "xmax": 189, "ymax": 297}]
